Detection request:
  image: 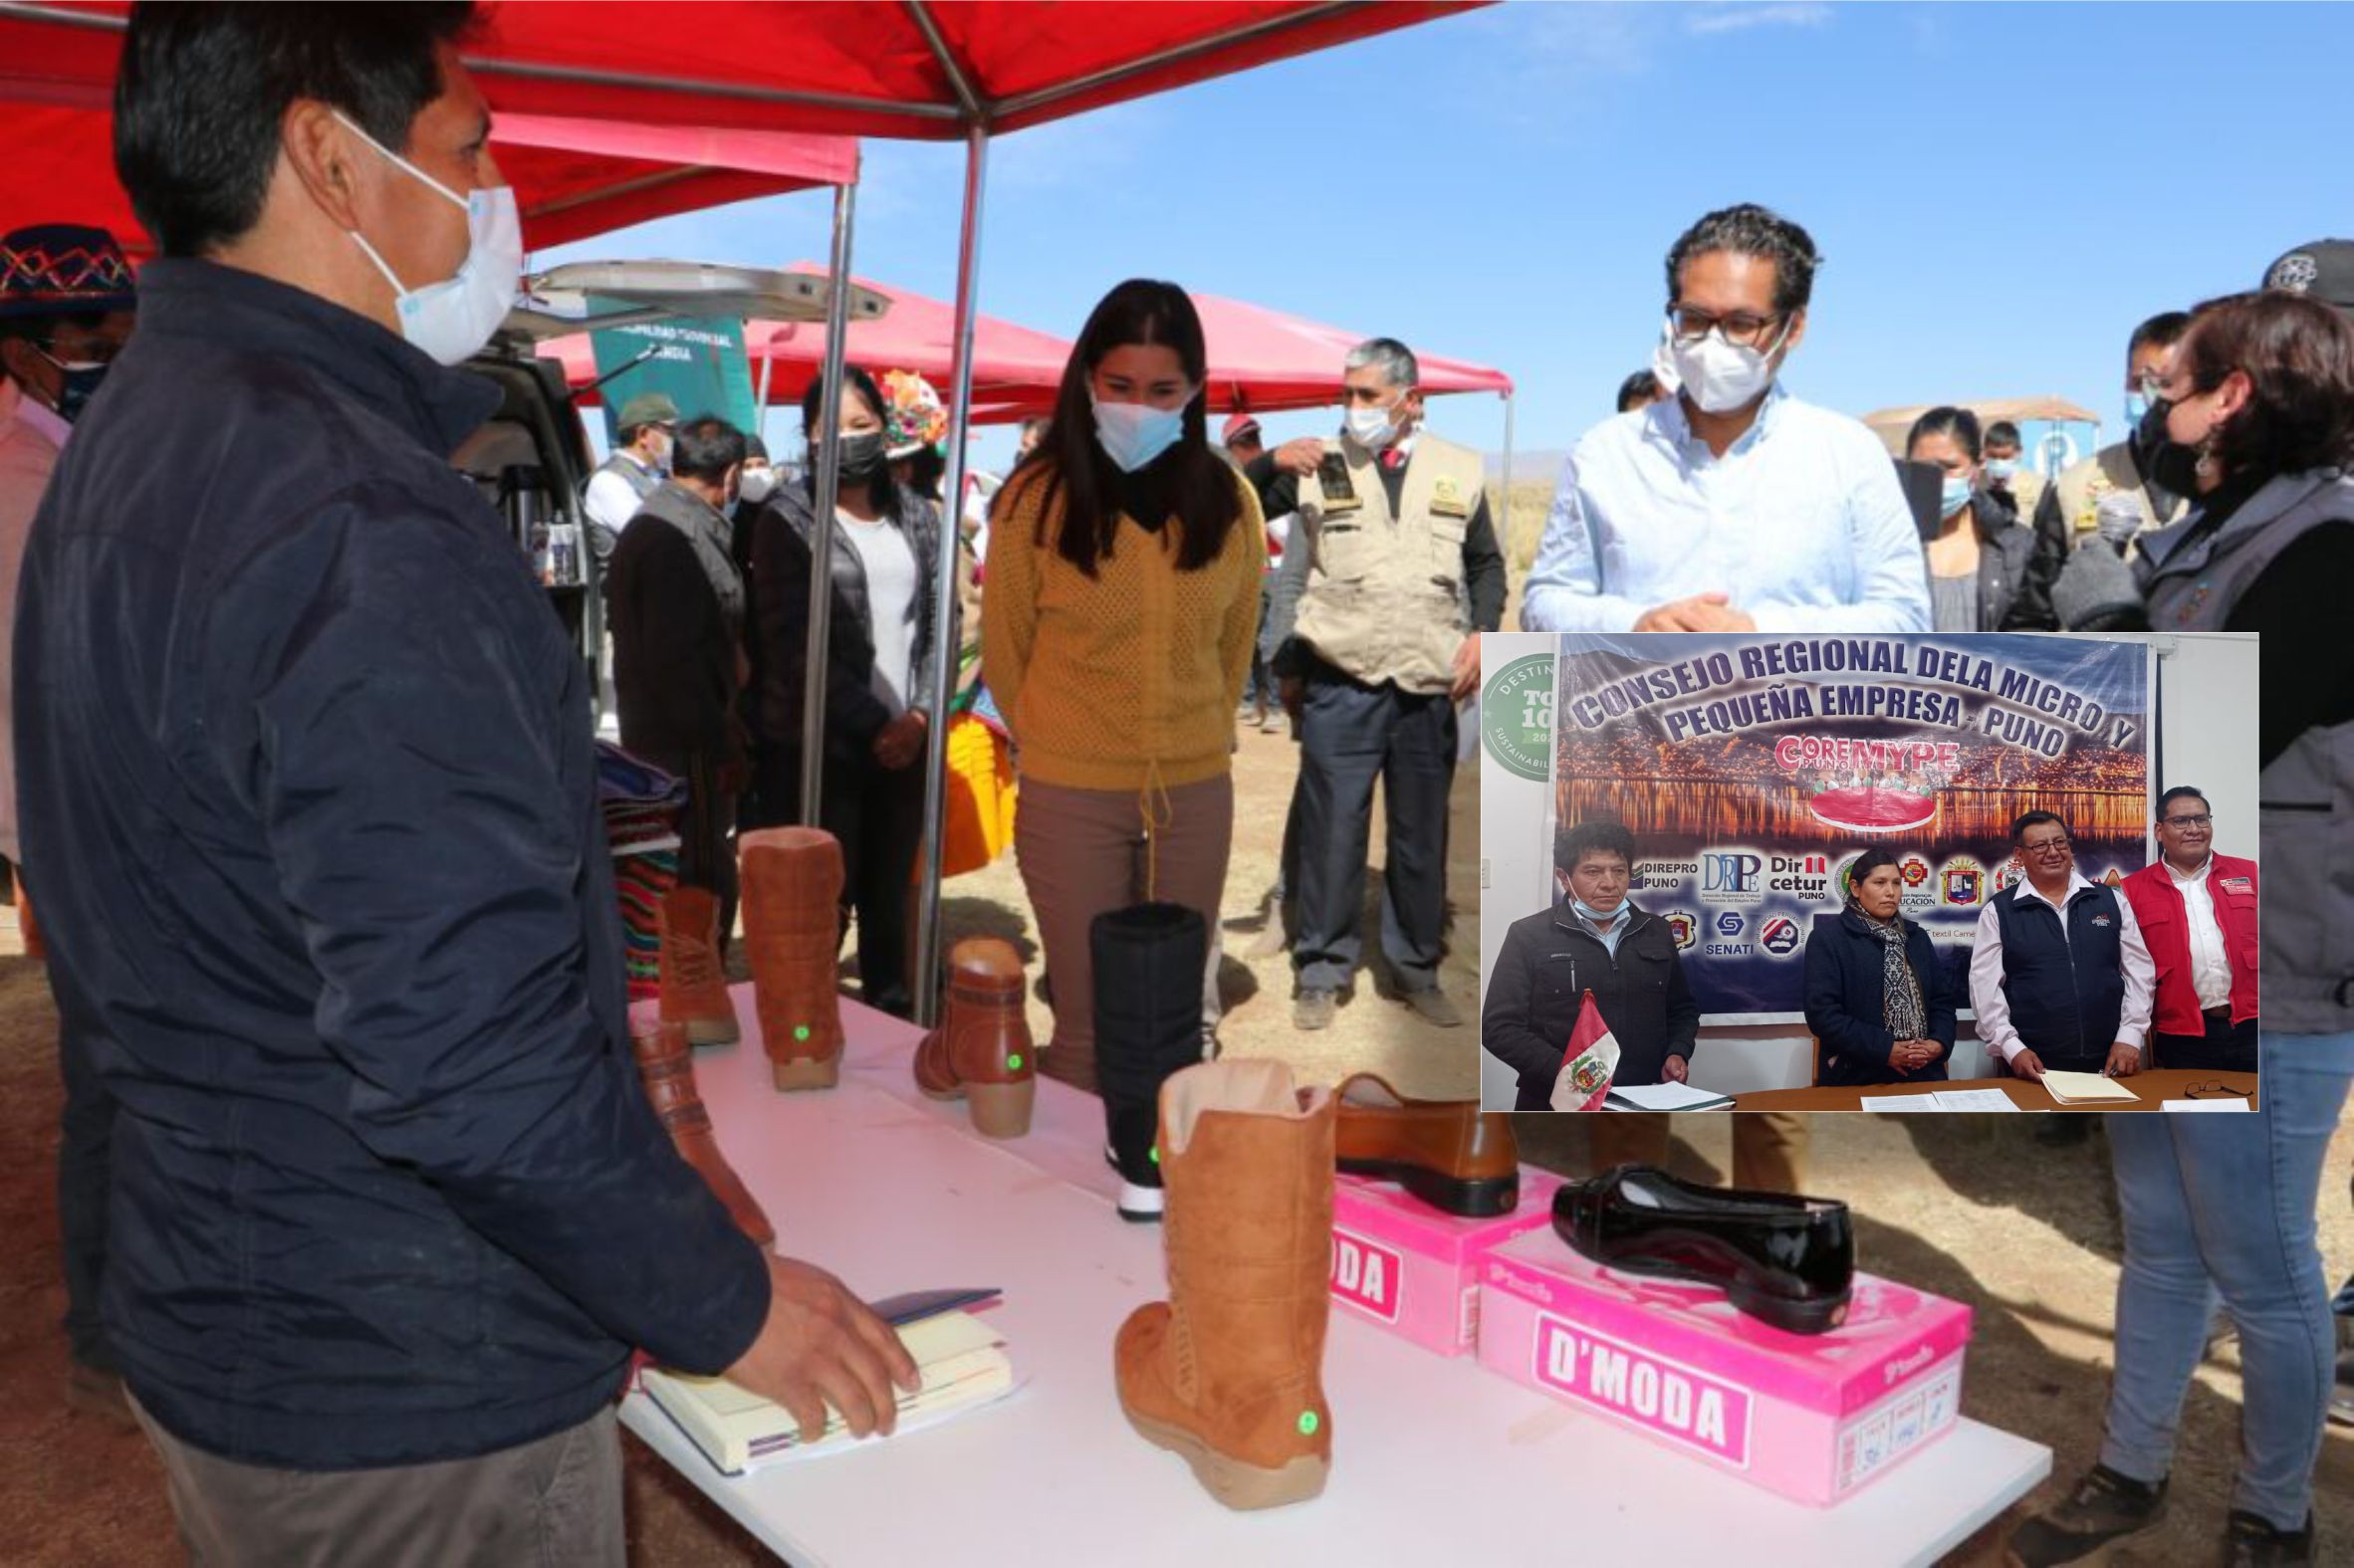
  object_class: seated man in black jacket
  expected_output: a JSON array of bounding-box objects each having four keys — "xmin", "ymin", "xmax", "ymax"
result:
[
  {"xmin": 1483, "ymin": 819, "xmax": 1699, "ymax": 1112},
  {"xmin": 607, "ymin": 413, "xmax": 752, "ymax": 936},
  {"xmin": 13, "ymin": 9, "xmax": 914, "ymax": 1561}
]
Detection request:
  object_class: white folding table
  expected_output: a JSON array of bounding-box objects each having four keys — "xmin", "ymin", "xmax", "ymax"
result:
[{"xmin": 618, "ymin": 989, "xmax": 2049, "ymax": 1567}]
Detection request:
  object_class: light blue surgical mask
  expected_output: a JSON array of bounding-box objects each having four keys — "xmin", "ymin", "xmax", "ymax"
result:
[
  {"xmin": 1939, "ymin": 475, "xmax": 1973, "ymax": 520},
  {"xmin": 1091, "ymin": 392, "xmax": 1192, "ymax": 473},
  {"xmin": 1570, "ymin": 895, "xmax": 1626, "ymax": 925},
  {"xmin": 1985, "ymin": 458, "xmax": 2017, "ymax": 482},
  {"xmin": 2123, "ymin": 390, "xmax": 2152, "ymax": 429}
]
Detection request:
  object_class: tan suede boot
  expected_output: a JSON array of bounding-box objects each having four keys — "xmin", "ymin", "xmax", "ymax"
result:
[
  {"xmin": 738, "ymin": 826, "xmax": 845, "ymax": 1091},
  {"xmin": 631, "ymin": 1022, "xmax": 774, "ymax": 1246},
  {"xmin": 657, "ymin": 885, "xmax": 740, "ymax": 1045},
  {"xmin": 912, "ymin": 937, "xmax": 1035, "ymax": 1138},
  {"xmin": 1115, "ymin": 1059, "xmax": 1335, "ymax": 1510}
]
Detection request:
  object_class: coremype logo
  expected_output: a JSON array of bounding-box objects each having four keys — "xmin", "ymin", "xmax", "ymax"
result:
[{"xmin": 1481, "ymin": 653, "xmax": 1555, "ymax": 783}]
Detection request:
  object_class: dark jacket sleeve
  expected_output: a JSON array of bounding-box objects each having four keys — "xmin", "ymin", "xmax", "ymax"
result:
[
  {"xmin": 2003, "ymin": 483, "xmax": 2069, "ymax": 631},
  {"xmin": 1463, "ymin": 492, "xmax": 1508, "ymax": 633},
  {"xmin": 1918, "ymin": 928, "xmax": 1959, "ymax": 1049},
  {"xmin": 2225, "ymin": 521, "xmax": 2354, "ymax": 767},
  {"xmin": 1803, "ymin": 921, "xmax": 1895, "ymax": 1072},
  {"xmin": 750, "ymin": 498, "xmax": 892, "ymax": 753},
  {"xmin": 1247, "ymin": 450, "xmax": 1301, "ymax": 519},
  {"xmin": 1661, "ymin": 944, "xmax": 1700, "ymax": 1060},
  {"xmin": 629, "ymin": 526, "xmax": 734, "ymax": 759},
  {"xmin": 221, "ymin": 499, "xmax": 769, "ymax": 1375},
  {"xmin": 1480, "ymin": 919, "xmax": 1563, "ymax": 1085}
]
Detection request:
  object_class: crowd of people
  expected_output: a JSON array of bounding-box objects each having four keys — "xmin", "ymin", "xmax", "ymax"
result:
[{"xmin": 0, "ymin": 4, "xmax": 2347, "ymax": 1566}]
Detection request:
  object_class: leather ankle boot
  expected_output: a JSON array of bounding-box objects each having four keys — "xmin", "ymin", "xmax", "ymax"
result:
[
  {"xmin": 632, "ymin": 1022, "xmax": 774, "ymax": 1246},
  {"xmin": 1092, "ymin": 903, "xmax": 1208, "ymax": 1222},
  {"xmin": 658, "ymin": 886, "xmax": 740, "ymax": 1045},
  {"xmin": 739, "ymin": 826, "xmax": 844, "ymax": 1092},
  {"xmin": 1334, "ymin": 1073, "xmax": 1520, "ymax": 1217},
  {"xmin": 1116, "ymin": 1059, "xmax": 1335, "ymax": 1510},
  {"xmin": 913, "ymin": 937, "xmax": 1035, "ymax": 1138}
]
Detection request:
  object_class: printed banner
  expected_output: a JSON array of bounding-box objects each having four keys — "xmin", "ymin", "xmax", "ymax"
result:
[
  {"xmin": 588, "ymin": 301, "xmax": 758, "ymax": 445},
  {"xmin": 1552, "ymin": 633, "xmax": 2150, "ymax": 1019}
]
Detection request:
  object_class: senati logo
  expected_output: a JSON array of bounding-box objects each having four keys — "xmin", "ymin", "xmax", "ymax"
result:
[
  {"xmin": 1882, "ymin": 1345, "xmax": 1937, "ymax": 1387},
  {"xmin": 1533, "ymin": 1314, "xmax": 1752, "ymax": 1466},
  {"xmin": 1761, "ymin": 917, "xmax": 1801, "ymax": 956},
  {"xmin": 1715, "ymin": 911, "xmax": 1744, "ymax": 937},
  {"xmin": 1330, "ymin": 1228, "xmax": 1402, "ymax": 1323}
]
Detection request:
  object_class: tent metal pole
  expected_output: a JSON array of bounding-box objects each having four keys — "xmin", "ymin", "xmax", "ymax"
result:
[
  {"xmin": 1498, "ymin": 388, "xmax": 1514, "ymax": 561},
  {"xmin": 798, "ymin": 176, "xmax": 859, "ymax": 824},
  {"xmin": 911, "ymin": 123, "xmax": 990, "ymax": 1029},
  {"xmin": 991, "ymin": 1, "xmax": 1365, "ymax": 119}
]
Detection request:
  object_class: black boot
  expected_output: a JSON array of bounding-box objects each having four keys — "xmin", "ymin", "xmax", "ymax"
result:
[{"xmin": 1092, "ymin": 903, "xmax": 1208, "ymax": 1224}]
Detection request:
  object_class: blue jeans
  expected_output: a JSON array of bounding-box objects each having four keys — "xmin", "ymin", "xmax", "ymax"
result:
[{"xmin": 2099, "ymin": 1030, "xmax": 2354, "ymax": 1530}]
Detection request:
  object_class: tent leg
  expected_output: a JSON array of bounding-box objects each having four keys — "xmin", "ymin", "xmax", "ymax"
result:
[
  {"xmin": 912, "ymin": 125, "xmax": 990, "ymax": 1029},
  {"xmin": 1498, "ymin": 389, "xmax": 1515, "ymax": 567},
  {"xmin": 799, "ymin": 177, "xmax": 860, "ymax": 825}
]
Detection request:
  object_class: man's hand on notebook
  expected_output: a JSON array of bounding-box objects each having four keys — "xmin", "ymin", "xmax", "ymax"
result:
[{"xmin": 726, "ymin": 1257, "xmax": 924, "ymax": 1444}]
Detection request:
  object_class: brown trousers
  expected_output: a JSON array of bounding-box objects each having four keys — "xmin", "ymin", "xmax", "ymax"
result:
[
  {"xmin": 1015, "ymin": 773, "xmax": 1233, "ymax": 1093},
  {"xmin": 129, "ymin": 1396, "xmax": 625, "ymax": 1568},
  {"xmin": 1590, "ymin": 1111, "xmax": 1814, "ymax": 1194}
]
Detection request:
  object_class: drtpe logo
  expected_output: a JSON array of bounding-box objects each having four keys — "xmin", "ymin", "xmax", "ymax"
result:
[{"xmin": 1703, "ymin": 853, "xmax": 1762, "ymax": 894}]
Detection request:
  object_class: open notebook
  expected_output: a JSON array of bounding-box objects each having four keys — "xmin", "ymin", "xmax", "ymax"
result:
[
  {"xmin": 2039, "ymin": 1070, "xmax": 2140, "ymax": 1106},
  {"xmin": 641, "ymin": 1310, "xmax": 1016, "ymax": 1475}
]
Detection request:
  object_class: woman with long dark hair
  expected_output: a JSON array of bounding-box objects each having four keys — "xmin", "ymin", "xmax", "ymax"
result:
[
  {"xmin": 740, "ymin": 363, "xmax": 940, "ymax": 1017},
  {"xmin": 1904, "ymin": 405, "xmax": 2043, "ymax": 631},
  {"xmin": 1801, "ymin": 846, "xmax": 1956, "ymax": 1085},
  {"xmin": 983, "ymin": 279, "xmax": 1265, "ymax": 1094}
]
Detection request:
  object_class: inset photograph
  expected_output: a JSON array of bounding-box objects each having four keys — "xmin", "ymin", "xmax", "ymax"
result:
[{"xmin": 1479, "ymin": 630, "xmax": 2257, "ymax": 1113}]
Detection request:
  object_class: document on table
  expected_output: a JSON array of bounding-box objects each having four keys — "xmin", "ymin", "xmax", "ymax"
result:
[
  {"xmin": 2039, "ymin": 1070, "xmax": 2140, "ymax": 1106},
  {"xmin": 1931, "ymin": 1089, "xmax": 2020, "ymax": 1113},
  {"xmin": 1861, "ymin": 1096, "xmax": 1943, "ymax": 1112},
  {"xmin": 2162, "ymin": 1098, "xmax": 2252, "ymax": 1113},
  {"xmin": 1604, "ymin": 1081, "xmax": 1737, "ymax": 1112}
]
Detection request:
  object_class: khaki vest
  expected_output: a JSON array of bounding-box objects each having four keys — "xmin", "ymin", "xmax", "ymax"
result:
[
  {"xmin": 2051, "ymin": 442, "xmax": 2184, "ymax": 555},
  {"xmin": 1292, "ymin": 431, "xmax": 1481, "ymax": 694}
]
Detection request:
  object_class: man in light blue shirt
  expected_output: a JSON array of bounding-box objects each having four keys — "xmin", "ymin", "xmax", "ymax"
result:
[{"xmin": 1523, "ymin": 204, "xmax": 1930, "ymax": 634}]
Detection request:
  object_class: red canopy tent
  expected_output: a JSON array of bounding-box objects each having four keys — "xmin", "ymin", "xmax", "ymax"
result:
[
  {"xmin": 0, "ymin": 100, "xmax": 856, "ymax": 255},
  {"xmin": 0, "ymin": 0, "xmax": 1488, "ymax": 1020},
  {"xmin": 1193, "ymin": 293, "xmax": 1512, "ymax": 413},
  {"xmin": 538, "ymin": 270, "xmax": 1073, "ymax": 422}
]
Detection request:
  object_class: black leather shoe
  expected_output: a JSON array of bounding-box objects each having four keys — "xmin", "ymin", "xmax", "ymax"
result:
[{"xmin": 1551, "ymin": 1164, "xmax": 1854, "ymax": 1335}]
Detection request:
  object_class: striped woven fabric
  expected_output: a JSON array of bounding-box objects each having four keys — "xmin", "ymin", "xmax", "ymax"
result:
[{"xmin": 613, "ymin": 847, "xmax": 680, "ymax": 1003}]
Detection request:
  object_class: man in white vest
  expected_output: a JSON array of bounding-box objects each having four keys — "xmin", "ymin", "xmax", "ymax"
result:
[
  {"xmin": 1267, "ymin": 337, "xmax": 1505, "ymax": 1030},
  {"xmin": 582, "ymin": 389, "xmax": 677, "ymax": 573}
]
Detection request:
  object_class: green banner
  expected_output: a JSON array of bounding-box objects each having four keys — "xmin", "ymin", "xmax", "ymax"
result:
[{"xmin": 587, "ymin": 301, "xmax": 757, "ymax": 444}]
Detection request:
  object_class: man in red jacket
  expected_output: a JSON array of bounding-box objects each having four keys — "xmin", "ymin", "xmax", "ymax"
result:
[{"xmin": 2119, "ymin": 786, "xmax": 2258, "ymax": 1073}]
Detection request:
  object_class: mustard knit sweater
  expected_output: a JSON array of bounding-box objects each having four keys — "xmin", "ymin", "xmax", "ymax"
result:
[{"xmin": 981, "ymin": 464, "xmax": 1265, "ymax": 792}]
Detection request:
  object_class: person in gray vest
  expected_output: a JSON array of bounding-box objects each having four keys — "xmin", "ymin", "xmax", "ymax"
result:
[
  {"xmin": 2016, "ymin": 277, "xmax": 2354, "ymax": 1567},
  {"xmin": 1966, "ymin": 809, "xmax": 2152, "ymax": 1082},
  {"xmin": 583, "ymin": 389, "xmax": 677, "ymax": 571},
  {"xmin": 1263, "ymin": 336, "xmax": 1505, "ymax": 1030}
]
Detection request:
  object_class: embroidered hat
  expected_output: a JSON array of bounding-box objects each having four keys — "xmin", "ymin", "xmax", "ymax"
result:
[
  {"xmin": 880, "ymin": 368, "xmax": 949, "ymax": 459},
  {"xmin": 0, "ymin": 224, "xmax": 136, "ymax": 320},
  {"xmin": 2260, "ymin": 240, "xmax": 2354, "ymax": 317}
]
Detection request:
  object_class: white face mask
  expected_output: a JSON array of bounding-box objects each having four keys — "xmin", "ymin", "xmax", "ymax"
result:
[
  {"xmin": 335, "ymin": 111, "xmax": 524, "ymax": 366},
  {"xmin": 738, "ymin": 465, "xmax": 778, "ymax": 506},
  {"xmin": 1659, "ymin": 316, "xmax": 1790, "ymax": 415},
  {"xmin": 1343, "ymin": 399, "xmax": 1401, "ymax": 451}
]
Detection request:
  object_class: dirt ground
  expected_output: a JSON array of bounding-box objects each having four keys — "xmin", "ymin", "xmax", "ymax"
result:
[{"xmin": 2, "ymin": 501, "xmax": 2349, "ymax": 1565}]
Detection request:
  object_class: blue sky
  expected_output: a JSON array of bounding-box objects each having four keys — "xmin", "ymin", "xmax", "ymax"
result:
[{"xmin": 543, "ymin": 1, "xmax": 2346, "ymax": 477}]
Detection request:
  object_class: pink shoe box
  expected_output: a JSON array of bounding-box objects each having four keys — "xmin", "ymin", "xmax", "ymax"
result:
[
  {"xmin": 1328, "ymin": 1169, "xmax": 1563, "ymax": 1357},
  {"xmin": 1477, "ymin": 1226, "xmax": 1973, "ymax": 1505}
]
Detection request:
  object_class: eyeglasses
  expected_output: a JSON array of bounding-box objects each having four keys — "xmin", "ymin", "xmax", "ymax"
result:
[
  {"xmin": 36, "ymin": 336, "xmax": 126, "ymax": 366},
  {"xmin": 1666, "ymin": 307, "xmax": 1782, "ymax": 350},
  {"xmin": 2183, "ymin": 1080, "xmax": 2252, "ymax": 1101},
  {"xmin": 2018, "ymin": 837, "xmax": 2070, "ymax": 855},
  {"xmin": 2161, "ymin": 813, "xmax": 2213, "ymax": 828}
]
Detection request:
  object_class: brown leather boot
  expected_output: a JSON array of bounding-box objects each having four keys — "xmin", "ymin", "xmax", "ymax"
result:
[
  {"xmin": 658, "ymin": 885, "xmax": 740, "ymax": 1045},
  {"xmin": 739, "ymin": 826, "xmax": 844, "ymax": 1091},
  {"xmin": 1334, "ymin": 1072, "xmax": 1521, "ymax": 1218},
  {"xmin": 913, "ymin": 937, "xmax": 1035, "ymax": 1138},
  {"xmin": 631, "ymin": 1022, "xmax": 774, "ymax": 1246},
  {"xmin": 1116, "ymin": 1060, "xmax": 1335, "ymax": 1510}
]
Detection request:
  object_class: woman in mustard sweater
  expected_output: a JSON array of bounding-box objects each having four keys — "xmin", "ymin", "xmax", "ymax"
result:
[{"xmin": 983, "ymin": 280, "xmax": 1265, "ymax": 1092}]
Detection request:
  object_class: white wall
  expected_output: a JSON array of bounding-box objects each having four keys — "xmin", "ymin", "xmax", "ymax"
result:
[{"xmin": 1476, "ymin": 631, "xmax": 2258, "ymax": 1103}]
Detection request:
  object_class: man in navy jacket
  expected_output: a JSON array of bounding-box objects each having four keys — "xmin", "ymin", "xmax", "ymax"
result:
[{"xmin": 15, "ymin": 7, "xmax": 910, "ymax": 1558}]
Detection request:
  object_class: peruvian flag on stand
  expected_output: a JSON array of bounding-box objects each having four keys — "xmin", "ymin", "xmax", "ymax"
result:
[{"xmin": 1549, "ymin": 990, "xmax": 1622, "ymax": 1112}]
